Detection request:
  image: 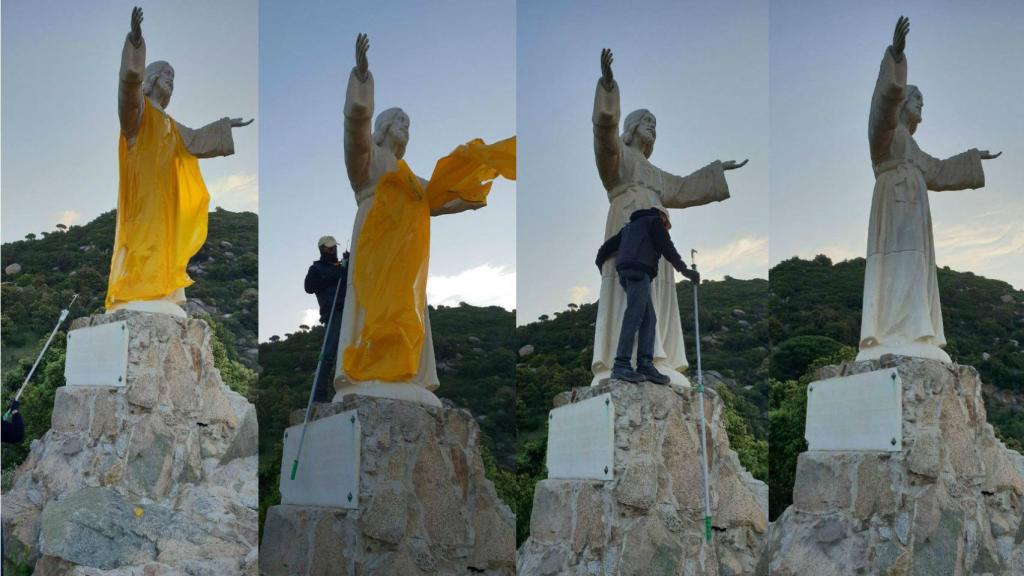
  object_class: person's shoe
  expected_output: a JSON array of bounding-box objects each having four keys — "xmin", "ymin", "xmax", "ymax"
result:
[
  {"xmin": 637, "ymin": 364, "xmax": 670, "ymax": 385},
  {"xmin": 611, "ymin": 367, "xmax": 646, "ymax": 383}
]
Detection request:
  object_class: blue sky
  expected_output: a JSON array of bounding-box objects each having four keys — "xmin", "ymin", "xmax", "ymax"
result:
[
  {"xmin": 258, "ymin": 0, "xmax": 516, "ymax": 341},
  {"xmin": 516, "ymin": 0, "xmax": 770, "ymax": 324},
  {"xmin": 1, "ymin": 0, "xmax": 258, "ymax": 242},
  {"xmin": 770, "ymin": 1, "xmax": 1024, "ymax": 290}
]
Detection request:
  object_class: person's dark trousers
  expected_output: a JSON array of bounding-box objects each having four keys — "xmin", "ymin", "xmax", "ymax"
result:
[
  {"xmin": 313, "ymin": 311, "xmax": 343, "ymax": 403},
  {"xmin": 614, "ymin": 268, "xmax": 656, "ymax": 371}
]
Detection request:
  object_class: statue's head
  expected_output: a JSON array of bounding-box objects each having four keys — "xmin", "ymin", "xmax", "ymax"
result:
[
  {"xmin": 899, "ymin": 85, "xmax": 922, "ymax": 134},
  {"xmin": 143, "ymin": 61, "xmax": 174, "ymax": 109},
  {"xmin": 373, "ymin": 107, "xmax": 410, "ymax": 159},
  {"xmin": 623, "ymin": 108, "xmax": 656, "ymax": 158}
]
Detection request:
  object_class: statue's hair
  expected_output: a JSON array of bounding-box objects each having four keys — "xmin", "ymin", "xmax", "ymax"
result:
[
  {"xmin": 622, "ymin": 109, "xmax": 651, "ymax": 145},
  {"xmin": 373, "ymin": 108, "xmax": 406, "ymax": 146},
  {"xmin": 898, "ymin": 84, "xmax": 922, "ymax": 129},
  {"xmin": 142, "ymin": 61, "xmax": 173, "ymax": 99}
]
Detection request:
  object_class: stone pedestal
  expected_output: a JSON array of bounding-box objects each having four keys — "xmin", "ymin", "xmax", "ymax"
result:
[
  {"xmin": 1, "ymin": 311, "xmax": 259, "ymax": 575},
  {"xmin": 769, "ymin": 357, "xmax": 1024, "ymax": 575},
  {"xmin": 260, "ymin": 396, "xmax": 516, "ymax": 576},
  {"xmin": 518, "ymin": 380, "xmax": 768, "ymax": 576}
]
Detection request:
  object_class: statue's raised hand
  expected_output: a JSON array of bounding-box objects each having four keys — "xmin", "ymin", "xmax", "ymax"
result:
[
  {"xmin": 355, "ymin": 33, "xmax": 370, "ymax": 82},
  {"xmin": 979, "ymin": 150, "xmax": 1002, "ymax": 160},
  {"xmin": 890, "ymin": 16, "xmax": 909, "ymax": 61},
  {"xmin": 230, "ymin": 118, "xmax": 254, "ymax": 128},
  {"xmin": 722, "ymin": 159, "xmax": 748, "ymax": 171},
  {"xmin": 600, "ymin": 48, "xmax": 614, "ymax": 90},
  {"xmin": 129, "ymin": 6, "xmax": 144, "ymax": 48}
]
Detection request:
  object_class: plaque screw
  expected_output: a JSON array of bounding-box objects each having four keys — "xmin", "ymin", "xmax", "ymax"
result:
[
  {"xmin": 351, "ymin": 416, "xmax": 356, "ymax": 424},
  {"xmin": 347, "ymin": 492, "xmax": 353, "ymax": 502},
  {"xmin": 118, "ymin": 376, "xmax": 123, "ymax": 383},
  {"xmin": 891, "ymin": 438, "xmax": 897, "ymax": 446},
  {"xmin": 604, "ymin": 466, "xmax": 609, "ymax": 475},
  {"xmin": 891, "ymin": 373, "xmax": 896, "ymax": 381},
  {"xmin": 808, "ymin": 386, "xmax": 813, "ymax": 393},
  {"xmin": 605, "ymin": 398, "xmax": 610, "ymax": 406}
]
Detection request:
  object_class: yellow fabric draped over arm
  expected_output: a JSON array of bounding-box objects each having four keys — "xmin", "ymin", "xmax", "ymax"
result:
[
  {"xmin": 343, "ymin": 137, "xmax": 516, "ymax": 382},
  {"xmin": 106, "ymin": 100, "xmax": 210, "ymax": 309}
]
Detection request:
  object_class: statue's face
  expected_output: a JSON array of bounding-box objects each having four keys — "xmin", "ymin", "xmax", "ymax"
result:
[
  {"xmin": 905, "ymin": 90, "xmax": 923, "ymax": 124},
  {"xmin": 637, "ymin": 113, "xmax": 656, "ymax": 146},
  {"xmin": 152, "ymin": 64, "xmax": 175, "ymax": 105},
  {"xmin": 388, "ymin": 112, "xmax": 410, "ymax": 145}
]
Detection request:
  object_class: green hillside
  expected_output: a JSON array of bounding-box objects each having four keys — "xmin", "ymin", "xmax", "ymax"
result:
[
  {"xmin": 515, "ymin": 276, "xmax": 770, "ymax": 544},
  {"xmin": 1, "ymin": 209, "xmax": 258, "ymax": 473},
  {"xmin": 255, "ymin": 303, "xmax": 516, "ymax": 535},
  {"xmin": 768, "ymin": 256, "xmax": 1024, "ymax": 519}
]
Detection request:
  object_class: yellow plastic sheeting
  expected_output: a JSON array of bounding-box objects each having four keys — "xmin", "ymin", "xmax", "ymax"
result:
[
  {"xmin": 343, "ymin": 137, "xmax": 516, "ymax": 382},
  {"xmin": 106, "ymin": 100, "xmax": 210, "ymax": 309}
]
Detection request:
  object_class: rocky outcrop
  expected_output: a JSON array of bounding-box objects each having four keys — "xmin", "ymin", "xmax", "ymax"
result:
[
  {"xmin": 769, "ymin": 356, "xmax": 1024, "ymax": 575},
  {"xmin": 260, "ymin": 395, "xmax": 516, "ymax": 576},
  {"xmin": 518, "ymin": 380, "xmax": 768, "ymax": 576},
  {"xmin": 1, "ymin": 311, "xmax": 258, "ymax": 575}
]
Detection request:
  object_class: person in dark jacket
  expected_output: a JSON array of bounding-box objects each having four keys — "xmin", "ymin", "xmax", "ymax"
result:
[
  {"xmin": 304, "ymin": 236, "xmax": 349, "ymax": 402},
  {"xmin": 596, "ymin": 207, "xmax": 699, "ymax": 384},
  {"xmin": 2, "ymin": 399, "xmax": 25, "ymax": 444}
]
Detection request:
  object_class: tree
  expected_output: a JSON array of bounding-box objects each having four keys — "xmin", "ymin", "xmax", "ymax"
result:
[
  {"xmin": 56, "ymin": 224, "xmax": 68, "ymax": 232},
  {"xmin": 269, "ymin": 335, "xmax": 280, "ymax": 342},
  {"xmin": 25, "ymin": 233, "xmax": 36, "ymax": 240}
]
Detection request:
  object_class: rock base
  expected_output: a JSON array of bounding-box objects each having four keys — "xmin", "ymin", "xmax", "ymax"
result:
[
  {"xmin": 517, "ymin": 380, "xmax": 768, "ymax": 576},
  {"xmin": 1, "ymin": 311, "xmax": 259, "ymax": 575},
  {"xmin": 260, "ymin": 395, "xmax": 515, "ymax": 576},
  {"xmin": 769, "ymin": 356, "xmax": 1024, "ymax": 575}
]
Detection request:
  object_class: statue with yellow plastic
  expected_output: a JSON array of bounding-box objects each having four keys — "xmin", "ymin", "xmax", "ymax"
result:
[
  {"xmin": 337, "ymin": 34, "xmax": 515, "ymax": 407},
  {"xmin": 106, "ymin": 7, "xmax": 253, "ymax": 317}
]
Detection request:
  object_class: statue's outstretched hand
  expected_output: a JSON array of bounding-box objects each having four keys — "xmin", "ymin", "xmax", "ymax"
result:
[
  {"xmin": 890, "ymin": 16, "xmax": 909, "ymax": 61},
  {"xmin": 129, "ymin": 6, "xmax": 144, "ymax": 47},
  {"xmin": 722, "ymin": 159, "xmax": 748, "ymax": 171},
  {"xmin": 229, "ymin": 118, "xmax": 254, "ymax": 128},
  {"xmin": 600, "ymin": 48, "xmax": 614, "ymax": 90},
  {"xmin": 979, "ymin": 150, "xmax": 1002, "ymax": 160},
  {"xmin": 355, "ymin": 33, "xmax": 370, "ymax": 81}
]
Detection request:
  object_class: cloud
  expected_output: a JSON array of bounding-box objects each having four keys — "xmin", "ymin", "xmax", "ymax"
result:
[
  {"xmin": 208, "ymin": 171, "xmax": 258, "ymax": 213},
  {"xmin": 935, "ymin": 211, "xmax": 1024, "ymax": 289},
  {"xmin": 686, "ymin": 236, "xmax": 769, "ymax": 280},
  {"xmin": 427, "ymin": 264, "xmax": 516, "ymax": 310},
  {"xmin": 301, "ymin": 308, "xmax": 320, "ymax": 327},
  {"xmin": 56, "ymin": 210, "xmax": 80, "ymax": 227},
  {"xmin": 567, "ymin": 285, "xmax": 593, "ymax": 305},
  {"xmin": 794, "ymin": 243, "xmax": 862, "ymax": 264}
]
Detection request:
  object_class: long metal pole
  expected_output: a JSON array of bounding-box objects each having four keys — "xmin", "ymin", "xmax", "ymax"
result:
[
  {"xmin": 4, "ymin": 294, "xmax": 78, "ymax": 421},
  {"xmin": 691, "ymin": 250, "xmax": 712, "ymax": 543},
  {"xmin": 290, "ymin": 266, "xmax": 346, "ymax": 480}
]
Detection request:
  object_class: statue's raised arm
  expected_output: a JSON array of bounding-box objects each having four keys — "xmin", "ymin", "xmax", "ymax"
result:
[
  {"xmin": 344, "ymin": 33, "xmax": 374, "ymax": 189},
  {"xmin": 593, "ymin": 48, "xmax": 622, "ymax": 188},
  {"xmin": 869, "ymin": 16, "xmax": 910, "ymax": 165},
  {"xmin": 119, "ymin": 6, "xmax": 146, "ymax": 144}
]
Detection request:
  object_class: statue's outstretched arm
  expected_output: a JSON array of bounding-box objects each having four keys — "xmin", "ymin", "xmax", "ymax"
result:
[
  {"xmin": 344, "ymin": 33, "xmax": 374, "ymax": 189},
  {"xmin": 119, "ymin": 6, "xmax": 146, "ymax": 144},
  {"xmin": 593, "ymin": 48, "xmax": 621, "ymax": 188}
]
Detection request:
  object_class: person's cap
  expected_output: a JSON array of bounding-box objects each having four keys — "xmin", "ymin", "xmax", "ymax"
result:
[{"xmin": 318, "ymin": 235, "xmax": 338, "ymax": 248}]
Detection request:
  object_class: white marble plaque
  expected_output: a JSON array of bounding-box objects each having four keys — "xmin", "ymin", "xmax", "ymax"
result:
[
  {"xmin": 547, "ymin": 393, "xmax": 614, "ymax": 480},
  {"xmin": 805, "ymin": 368, "xmax": 902, "ymax": 451},
  {"xmin": 280, "ymin": 410, "xmax": 361, "ymax": 508},
  {"xmin": 64, "ymin": 321, "xmax": 129, "ymax": 387}
]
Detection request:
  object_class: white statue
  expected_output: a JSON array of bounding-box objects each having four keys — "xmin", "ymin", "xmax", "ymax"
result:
[
  {"xmin": 336, "ymin": 34, "xmax": 483, "ymax": 407},
  {"xmin": 858, "ymin": 17, "xmax": 1000, "ymax": 362},
  {"xmin": 591, "ymin": 48, "xmax": 747, "ymax": 386},
  {"xmin": 107, "ymin": 7, "xmax": 252, "ymax": 318}
]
